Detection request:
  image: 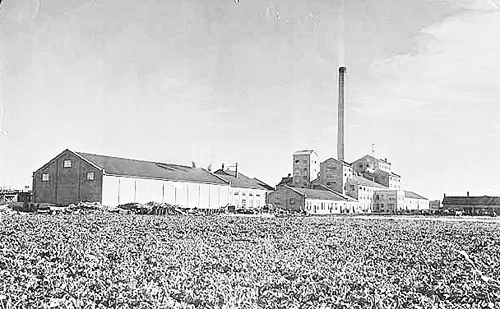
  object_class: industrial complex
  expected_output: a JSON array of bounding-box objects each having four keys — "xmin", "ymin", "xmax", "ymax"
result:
[
  {"xmin": 21, "ymin": 66, "xmax": 499, "ymax": 215},
  {"xmin": 27, "ymin": 66, "xmax": 432, "ymax": 214},
  {"xmin": 269, "ymin": 67, "xmax": 429, "ymax": 214}
]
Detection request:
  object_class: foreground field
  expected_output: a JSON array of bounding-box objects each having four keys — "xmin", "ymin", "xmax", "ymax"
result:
[{"xmin": 0, "ymin": 212, "xmax": 499, "ymax": 309}]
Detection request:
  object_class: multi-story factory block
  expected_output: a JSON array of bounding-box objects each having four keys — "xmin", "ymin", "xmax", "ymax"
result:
[
  {"xmin": 292, "ymin": 150, "xmax": 319, "ymax": 188},
  {"xmin": 319, "ymin": 158, "xmax": 353, "ymax": 194}
]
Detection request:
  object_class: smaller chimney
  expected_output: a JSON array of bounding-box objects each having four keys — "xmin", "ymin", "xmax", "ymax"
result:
[
  {"xmin": 222, "ymin": 163, "xmax": 225, "ymax": 171},
  {"xmin": 467, "ymin": 191, "xmax": 470, "ymax": 197},
  {"xmin": 235, "ymin": 162, "xmax": 238, "ymax": 178}
]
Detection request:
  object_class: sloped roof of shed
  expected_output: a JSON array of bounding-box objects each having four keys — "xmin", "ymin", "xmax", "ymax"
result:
[
  {"xmin": 404, "ymin": 191, "xmax": 428, "ymax": 200},
  {"xmin": 347, "ymin": 175, "xmax": 387, "ymax": 189},
  {"xmin": 442, "ymin": 195, "xmax": 500, "ymax": 206},
  {"xmin": 76, "ymin": 152, "xmax": 227, "ymax": 185},
  {"xmin": 213, "ymin": 169, "xmax": 273, "ymax": 190},
  {"xmin": 288, "ymin": 186, "xmax": 348, "ymax": 201}
]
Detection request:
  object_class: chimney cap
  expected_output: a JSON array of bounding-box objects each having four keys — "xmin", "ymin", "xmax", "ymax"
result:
[{"xmin": 339, "ymin": 66, "xmax": 346, "ymax": 72}]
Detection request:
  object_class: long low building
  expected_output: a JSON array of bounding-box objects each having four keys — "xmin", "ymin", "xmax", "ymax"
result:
[
  {"xmin": 373, "ymin": 190, "xmax": 429, "ymax": 213},
  {"xmin": 268, "ymin": 185, "xmax": 357, "ymax": 214},
  {"xmin": 443, "ymin": 193, "xmax": 500, "ymax": 215},
  {"xmin": 32, "ymin": 149, "xmax": 232, "ymax": 208}
]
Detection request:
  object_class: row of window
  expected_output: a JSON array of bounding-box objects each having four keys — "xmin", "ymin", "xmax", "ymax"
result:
[
  {"xmin": 306, "ymin": 201, "xmax": 340, "ymax": 212},
  {"xmin": 41, "ymin": 172, "xmax": 95, "ymax": 182},
  {"xmin": 377, "ymin": 202, "xmax": 396, "ymax": 207},
  {"xmin": 233, "ymin": 192, "xmax": 261, "ymax": 197}
]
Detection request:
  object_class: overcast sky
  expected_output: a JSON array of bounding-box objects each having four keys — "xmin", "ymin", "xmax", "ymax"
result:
[{"xmin": 0, "ymin": 0, "xmax": 499, "ymax": 199}]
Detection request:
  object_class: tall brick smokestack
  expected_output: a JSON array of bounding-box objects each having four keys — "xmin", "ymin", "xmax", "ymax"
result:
[{"xmin": 337, "ymin": 66, "xmax": 346, "ymax": 161}]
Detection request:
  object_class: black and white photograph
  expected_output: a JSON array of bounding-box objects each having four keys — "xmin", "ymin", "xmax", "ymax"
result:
[{"xmin": 1, "ymin": 0, "xmax": 500, "ymax": 308}]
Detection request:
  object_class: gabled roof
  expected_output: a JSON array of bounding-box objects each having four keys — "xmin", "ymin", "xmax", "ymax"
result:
[
  {"xmin": 253, "ymin": 178, "xmax": 275, "ymax": 191},
  {"xmin": 76, "ymin": 152, "xmax": 228, "ymax": 185},
  {"xmin": 213, "ymin": 169, "xmax": 273, "ymax": 190},
  {"xmin": 321, "ymin": 157, "xmax": 352, "ymax": 166},
  {"xmin": 347, "ymin": 175, "xmax": 387, "ymax": 189},
  {"xmin": 311, "ymin": 184, "xmax": 358, "ymax": 202},
  {"xmin": 355, "ymin": 155, "xmax": 392, "ymax": 165},
  {"xmin": 287, "ymin": 186, "xmax": 348, "ymax": 201},
  {"xmin": 443, "ymin": 195, "xmax": 500, "ymax": 206},
  {"xmin": 293, "ymin": 150, "xmax": 317, "ymax": 156},
  {"xmin": 34, "ymin": 149, "xmax": 104, "ymax": 174},
  {"xmin": 405, "ymin": 191, "xmax": 427, "ymax": 200}
]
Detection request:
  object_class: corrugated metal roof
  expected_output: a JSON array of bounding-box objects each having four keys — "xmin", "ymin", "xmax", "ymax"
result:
[
  {"xmin": 405, "ymin": 191, "xmax": 427, "ymax": 200},
  {"xmin": 213, "ymin": 170, "xmax": 272, "ymax": 190},
  {"xmin": 443, "ymin": 196, "xmax": 500, "ymax": 206},
  {"xmin": 288, "ymin": 186, "xmax": 348, "ymax": 201},
  {"xmin": 76, "ymin": 152, "xmax": 228, "ymax": 185}
]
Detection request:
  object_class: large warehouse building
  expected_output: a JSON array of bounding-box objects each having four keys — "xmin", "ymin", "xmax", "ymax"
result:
[{"xmin": 32, "ymin": 149, "xmax": 236, "ymax": 208}]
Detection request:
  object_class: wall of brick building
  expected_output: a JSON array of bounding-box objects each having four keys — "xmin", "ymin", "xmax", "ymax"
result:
[
  {"xmin": 373, "ymin": 190, "xmax": 404, "ymax": 213},
  {"xmin": 353, "ymin": 156, "xmax": 376, "ymax": 174},
  {"xmin": 292, "ymin": 152, "xmax": 319, "ymax": 187},
  {"xmin": 319, "ymin": 159, "xmax": 344, "ymax": 194},
  {"xmin": 33, "ymin": 150, "xmax": 102, "ymax": 205},
  {"xmin": 268, "ymin": 186, "xmax": 305, "ymax": 212}
]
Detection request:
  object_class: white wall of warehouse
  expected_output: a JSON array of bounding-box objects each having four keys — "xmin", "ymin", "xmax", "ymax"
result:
[{"xmin": 101, "ymin": 175, "xmax": 230, "ymax": 208}]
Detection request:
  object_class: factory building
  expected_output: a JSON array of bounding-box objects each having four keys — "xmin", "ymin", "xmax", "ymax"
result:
[
  {"xmin": 345, "ymin": 175, "xmax": 388, "ymax": 212},
  {"xmin": 32, "ymin": 149, "xmax": 232, "ymax": 208},
  {"xmin": 292, "ymin": 150, "xmax": 320, "ymax": 188},
  {"xmin": 363, "ymin": 170, "xmax": 401, "ymax": 190},
  {"xmin": 213, "ymin": 167, "xmax": 274, "ymax": 209},
  {"xmin": 373, "ymin": 190, "xmax": 405, "ymax": 213},
  {"xmin": 274, "ymin": 65, "xmax": 427, "ymax": 215},
  {"xmin": 373, "ymin": 190, "xmax": 429, "ymax": 213},
  {"xmin": 267, "ymin": 185, "xmax": 357, "ymax": 215},
  {"xmin": 319, "ymin": 158, "xmax": 353, "ymax": 194},
  {"xmin": 353, "ymin": 155, "xmax": 392, "ymax": 173},
  {"xmin": 442, "ymin": 192, "xmax": 500, "ymax": 215},
  {"xmin": 352, "ymin": 155, "xmax": 401, "ymax": 190}
]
